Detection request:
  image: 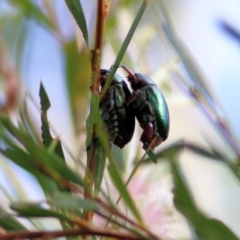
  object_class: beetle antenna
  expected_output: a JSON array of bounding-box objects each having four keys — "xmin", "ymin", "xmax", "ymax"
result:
[{"xmin": 120, "ymin": 65, "xmax": 135, "ymax": 78}]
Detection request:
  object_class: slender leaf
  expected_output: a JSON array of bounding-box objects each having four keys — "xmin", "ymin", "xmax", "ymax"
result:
[
  {"xmin": 19, "ymin": 98, "xmax": 41, "ymax": 145},
  {"xmin": 64, "ymin": 40, "xmax": 91, "ymax": 135},
  {"xmin": 39, "ymin": 82, "xmax": 65, "ymax": 160},
  {"xmin": 93, "ymin": 140, "xmax": 107, "ymax": 196},
  {"xmin": 142, "ymin": 140, "xmax": 228, "ymax": 164},
  {"xmin": 108, "ymin": 163, "xmax": 143, "ymax": 224},
  {"xmin": 185, "ymin": 142, "xmax": 225, "ymax": 161},
  {"xmin": 94, "ymin": 114, "xmax": 143, "ymax": 223},
  {"xmin": 10, "ymin": 202, "xmax": 71, "ymax": 222},
  {"xmin": 9, "ymin": 0, "xmax": 54, "ymax": 31},
  {"xmin": 0, "ymin": 144, "xmax": 62, "ymax": 197},
  {"xmin": 142, "ymin": 139, "xmax": 184, "ymax": 164},
  {"xmin": 0, "ymin": 207, "xmax": 27, "ymax": 231},
  {"xmin": 65, "ymin": 0, "xmax": 89, "ymax": 45},
  {"xmin": 51, "ymin": 193, "xmax": 98, "ymax": 211},
  {"xmin": 0, "ymin": 117, "xmax": 88, "ymax": 190},
  {"xmin": 101, "ymin": 0, "xmax": 148, "ymax": 98},
  {"xmin": 155, "ymin": 1, "xmax": 216, "ymax": 111},
  {"xmin": 171, "ymin": 161, "xmax": 238, "ymax": 240}
]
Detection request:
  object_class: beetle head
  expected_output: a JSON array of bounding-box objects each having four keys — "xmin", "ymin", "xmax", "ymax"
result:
[{"xmin": 121, "ymin": 66, "xmax": 149, "ymax": 90}]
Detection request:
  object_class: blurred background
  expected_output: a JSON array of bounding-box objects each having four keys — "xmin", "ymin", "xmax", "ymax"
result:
[{"xmin": 1, "ymin": 0, "xmax": 240, "ymax": 238}]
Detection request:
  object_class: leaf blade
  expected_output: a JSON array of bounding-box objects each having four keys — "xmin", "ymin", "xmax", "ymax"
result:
[{"xmin": 65, "ymin": 0, "xmax": 89, "ymax": 46}]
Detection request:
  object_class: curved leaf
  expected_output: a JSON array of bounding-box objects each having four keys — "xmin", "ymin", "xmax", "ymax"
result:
[
  {"xmin": 65, "ymin": 0, "xmax": 89, "ymax": 46},
  {"xmin": 171, "ymin": 161, "xmax": 238, "ymax": 240}
]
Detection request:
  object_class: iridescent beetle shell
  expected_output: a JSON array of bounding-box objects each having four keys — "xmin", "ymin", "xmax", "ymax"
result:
[
  {"xmin": 100, "ymin": 69, "xmax": 135, "ymax": 148},
  {"xmin": 121, "ymin": 66, "xmax": 170, "ymax": 150}
]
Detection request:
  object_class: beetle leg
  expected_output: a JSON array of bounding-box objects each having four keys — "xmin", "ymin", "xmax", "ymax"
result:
[
  {"xmin": 126, "ymin": 89, "xmax": 141, "ymax": 105},
  {"xmin": 140, "ymin": 122, "xmax": 154, "ymax": 148}
]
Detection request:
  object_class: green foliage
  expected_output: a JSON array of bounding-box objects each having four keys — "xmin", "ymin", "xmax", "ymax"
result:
[
  {"xmin": 93, "ymin": 140, "xmax": 107, "ymax": 196},
  {"xmin": 172, "ymin": 161, "xmax": 238, "ymax": 240},
  {"xmin": 63, "ymin": 40, "xmax": 91, "ymax": 134},
  {"xmin": 65, "ymin": 0, "xmax": 89, "ymax": 46},
  {"xmin": 0, "ymin": 207, "xmax": 27, "ymax": 231},
  {"xmin": 108, "ymin": 163, "xmax": 143, "ymax": 224},
  {"xmin": 9, "ymin": 0, "xmax": 54, "ymax": 31},
  {"xmin": 0, "ymin": 0, "xmax": 240, "ymax": 239},
  {"xmin": 39, "ymin": 82, "xmax": 65, "ymax": 160}
]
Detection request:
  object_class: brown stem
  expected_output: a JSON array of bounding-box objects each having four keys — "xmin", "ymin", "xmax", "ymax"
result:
[
  {"xmin": 0, "ymin": 229, "xmax": 146, "ymax": 240},
  {"xmin": 0, "ymin": 35, "xmax": 19, "ymax": 113},
  {"xmin": 84, "ymin": 0, "xmax": 108, "ymax": 223}
]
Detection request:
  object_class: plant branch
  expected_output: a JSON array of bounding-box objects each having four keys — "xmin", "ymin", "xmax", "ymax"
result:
[
  {"xmin": 84, "ymin": 0, "xmax": 108, "ymax": 222},
  {"xmin": 0, "ymin": 228, "xmax": 146, "ymax": 240}
]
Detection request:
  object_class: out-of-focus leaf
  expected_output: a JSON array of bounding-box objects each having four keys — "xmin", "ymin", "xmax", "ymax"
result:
[
  {"xmin": 184, "ymin": 142, "xmax": 225, "ymax": 161},
  {"xmin": 108, "ymin": 163, "xmax": 143, "ymax": 224},
  {"xmin": 64, "ymin": 40, "xmax": 91, "ymax": 135},
  {"xmin": 39, "ymin": 82, "xmax": 50, "ymax": 111},
  {"xmin": 171, "ymin": 161, "xmax": 238, "ymax": 240},
  {"xmin": 0, "ymin": 14, "xmax": 30, "ymax": 73},
  {"xmin": 154, "ymin": 2, "xmax": 217, "ymax": 112},
  {"xmin": 0, "ymin": 116, "xmax": 88, "ymax": 190},
  {"xmin": 142, "ymin": 140, "xmax": 228, "ymax": 164},
  {"xmin": 112, "ymin": 145, "xmax": 125, "ymax": 172},
  {"xmin": 142, "ymin": 139, "xmax": 184, "ymax": 164},
  {"xmin": 65, "ymin": 0, "xmax": 89, "ymax": 46},
  {"xmin": 0, "ymin": 207, "xmax": 27, "ymax": 231},
  {"xmin": 93, "ymin": 140, "xmax": 107, "ymax": 196},
  {"xmin": 9, "ymin": 0, "xmax": 54, "ymax": 31},
  {"xmin": 36, "ymin": 174, "xmax": 60, "ymax": 196},
  {"xmin": 95, "ymin": 115, "xmax": 142, "ymax": 223},
  {"xmin": 10, "ymin": 202, "xmax": 70, "ymax": 222},
  {"xmin": 19, "ymin": 98, "xmax": 41, "ymax": 145},
  {"xmin": 39, "ymin": 82, "xmax": 65, "ymax": 160},
  {"xmin": 101, "ymin": 0, "xmax": 148, "ymax": 98},
  {"xmin": 51, "ymin": 192, "xmax": 98, "ymax": 211},
  {"xmin": 0, "ymin": 143, "xmax": 61, "ymax": 197}
]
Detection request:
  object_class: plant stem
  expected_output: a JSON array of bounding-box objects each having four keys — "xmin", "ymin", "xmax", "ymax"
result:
[
  {"xmin": 84, "ymin": 0, "xmax": 108, "ymax": 222},
  {"xmin": 0, "ymin": 229, "xmax": 148, "ymax": 240}
]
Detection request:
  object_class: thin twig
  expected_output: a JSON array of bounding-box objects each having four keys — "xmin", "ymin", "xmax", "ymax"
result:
[
  {"xmin": 0, "ymin": 228, "xmax": 146, "ymax": 240},
  {"xmin": 84, "ymin": 0, "xmax": 108, "ymax": 222}
]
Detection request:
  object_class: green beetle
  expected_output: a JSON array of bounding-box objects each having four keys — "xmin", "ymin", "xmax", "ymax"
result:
[
  {"xmin": 100, "ymin": 69, "xmax": 135, "ymax": 148},
  {"xmin": 121, "ymin": 66, "xmax": 170, "ymax": 150}
]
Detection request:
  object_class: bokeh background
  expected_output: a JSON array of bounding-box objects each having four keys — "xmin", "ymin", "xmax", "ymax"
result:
[{"xmin": 1, "ymin": 0, "xmax": 240, "ymax": 238}]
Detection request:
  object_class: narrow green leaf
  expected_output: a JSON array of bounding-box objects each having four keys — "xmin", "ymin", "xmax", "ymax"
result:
[
  {"xmin": 185, "ymin": 142, "xmax": 225, "ymax": 161},
  {"xmin": 171, "ymin": 161, "xmax": 238, "ymax": 240},
  {"xmin": 142, "ymin": 140, "xmax": 227, "ymax": 165},
  {"xmin": 1, "ymin": 117, "xmax": 87, "ymax": 190},
  {"xmin": 0, "ymin": 145, "xmax": 62, "ymax": 197},
  {"xmin": 93, "ymin": 140, "xmax": 107, "ymax": 196},
  {"xmin": 171, "ymin": 161, "xmax": 197, "ymax": 214},
  {"xmin": 101, "ymin": 0, "xmax": 148, "ymax": 98},
  {"xmin": 65, "ymin": 0, "xmax": 89, "ymax": 46},
  {"xmin": 108, "ymin": 163, "xmax": 143, "ymax": 224},
  {"xmin": 51, "ymin": 193, "xmax": 98, "ymax": 211},
  {"xmin": 155, "ymin": 2, "xmax": 217, "ymax": 112},
  {"xmin": 142, "ymin": 139, "xmax": 184, "ymax": 164},
  {"xmin": 10, "ymin": 202, "xmax": 71, "ymax": 222},
  {"xmin": 64, "ymin": 40, "xmax": 91, "ymax": 135},
  {"xmin": 94, "ymin": 116, "xmax": 143, "ymax": 223},
  {"xmin": 39, "ymin": 82, "xmax": 52, "ymax": 146},
  {"xmin": 39, "ymin": 83, "xmax": 65, "ymax": 160},
  {"xmin": 0, "ymin": 207, "xmax": 27, "ymax": 231},
  {"xmin": 9, "ymin": 0, "xmax": 54, "ymax": 31},
  {"xmin": 39, "ymin": 82, "xmax": 50, "ymax": 110},
  {"xmin": 19, "ymin": 98, "xmax": 41, "ymax": 145}
]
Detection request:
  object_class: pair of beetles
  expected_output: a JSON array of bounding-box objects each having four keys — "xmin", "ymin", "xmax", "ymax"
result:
[{"xmin": 100, "ymin": 66, "xmax": 170, "ymax": 151}]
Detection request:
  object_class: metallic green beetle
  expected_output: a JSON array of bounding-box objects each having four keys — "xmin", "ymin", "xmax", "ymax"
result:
[
  {"xmin": 121, "ymin": 66, "xmax": 170, "ymax": 150},
  {"xmin": 100, "ymin": 69, "xmax": 135, "ymax": 148}
]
